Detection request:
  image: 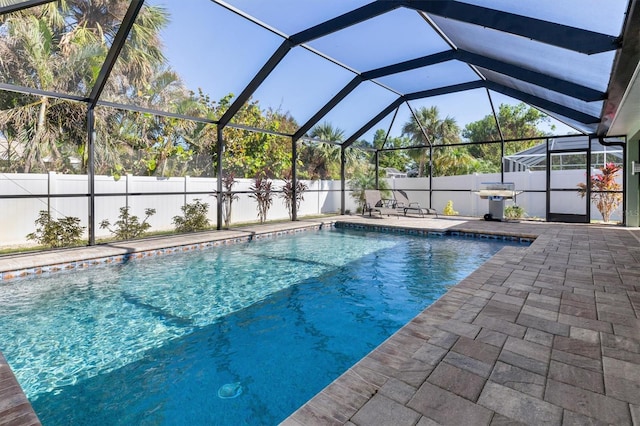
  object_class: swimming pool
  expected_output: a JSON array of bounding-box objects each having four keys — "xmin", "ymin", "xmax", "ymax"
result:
[{"xmin": 0, "ymin": 228, "xmax": 521, "ymax": 425}]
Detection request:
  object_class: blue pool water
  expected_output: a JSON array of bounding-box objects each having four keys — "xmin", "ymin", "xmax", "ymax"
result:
[{"xmin": 0, "ymin": 228, "xmax": 521, "ymax": 425}]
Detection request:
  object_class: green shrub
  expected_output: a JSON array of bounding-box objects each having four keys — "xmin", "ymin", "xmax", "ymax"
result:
[
  {"xmin": 100, "ymin": 206, "xmax": 156, "ymax": 240},
  {"xmin": 504, "ymin": 205, "xmax": 525, "ymax": 220},
  {"xmin": 173, "ymin": 199, "xmax": 210, "ymax": 232},
  {"xmin": 26, "ymin": 211, "xmax": 85, "ymax": 248}
]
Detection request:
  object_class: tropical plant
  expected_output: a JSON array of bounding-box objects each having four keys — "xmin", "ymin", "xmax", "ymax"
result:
[
  {"xmin": 577, "ymin": 162, "xmax": 623, "ymax": 222},
  {"xmin": 220, "ymin": 98, "xmax": 294, "ymax": 178},
  {"xmin": 372, "ymin": 129, "xmax": 412, "ymax": 173},
  {"xmin": 504, "ymin": 205, "xmax": 525, "ymax": 220},
  {"xmin": 249, "ymin": 174, "xmax": 273, "ymax": 223},
  {"xmin": 443, "ymin": 200, "xmax": 458, "ymax": 216},
  {"xmin": 214, "ymin": 173, "xmax": 239, "ymax": 228},
  {"xmin": 0, "ymin": 1, "xmax": 170, "ymax": 174},
  {"xmin": 432, "ymin": 146, "xmax": 480, "ymax": 176},
  {"xmin": 401, "ymin": 106, "xmax": 461, "ymax": 177},
  {"xmin": 26, "ymin": 211, "xmax": 85, "ymax": 248},
  {"xmin": 280, "ymin": 175, "xmax": 308, "ymax": 220},
  {"xmin": 173, "ymin": 199, "xmax": 210, "ymax": 232},
  {"xmin": 100, "ymin": 206, "xmax": 156, "ymax": 240},
  {"xmin": 298, "ymin": 121, "xmax": 344, "ymax": 180}
]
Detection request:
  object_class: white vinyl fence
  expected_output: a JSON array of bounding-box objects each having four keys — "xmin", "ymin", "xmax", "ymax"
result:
[
  {"xmin": 0, "ymin": 173, "xmax": 348, "ymax": 247},
  {"xmin": 389, "ymin": 170, "xmax": 622, "ymax": 222},
  {"xmin": 0, "ymin": 169, "xmax": 623, "ymax": 247}
]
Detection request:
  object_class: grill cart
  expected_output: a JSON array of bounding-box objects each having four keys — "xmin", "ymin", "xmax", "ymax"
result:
[{"xmin": 476, "ymin": 182, "xmax": 520, "ymax": 221}]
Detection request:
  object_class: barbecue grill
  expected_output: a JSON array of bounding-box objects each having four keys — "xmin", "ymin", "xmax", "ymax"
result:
[{"xmin": 475, "ymin": 182, "xmax": 520, "ymax": 221}]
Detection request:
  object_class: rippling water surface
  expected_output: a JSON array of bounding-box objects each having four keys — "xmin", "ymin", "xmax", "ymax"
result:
[{"xmin": 0, "ymin": 228, "xmax": 520, "ymax": 425}]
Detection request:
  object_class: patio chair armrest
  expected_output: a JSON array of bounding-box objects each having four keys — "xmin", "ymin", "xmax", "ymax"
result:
[{"xmin": 381, "ymin": 198, "xmax": 396, "ymax": 208}]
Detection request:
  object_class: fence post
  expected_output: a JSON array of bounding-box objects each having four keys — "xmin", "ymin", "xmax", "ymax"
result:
[
  {"xmin": 184, "ymin": 175, "xmax": 190, "ymax": 207},
  {"xmin": 48, "ymin": 171, "xmax": 56, "ymax": 218},
  {"xmin": 126, "ymin": 173, "xmax": 132, "ymax": 210}
]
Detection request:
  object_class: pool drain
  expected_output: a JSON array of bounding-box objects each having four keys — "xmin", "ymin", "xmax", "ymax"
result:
[{"xmin": 217, "ymin": 382, "xmax": 243, "ymax": 399}]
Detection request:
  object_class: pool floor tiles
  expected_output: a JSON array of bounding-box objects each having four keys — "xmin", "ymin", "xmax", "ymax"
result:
[{"xmin": 283, "ymin": 222, "xmax": 640, "ymax": 425}]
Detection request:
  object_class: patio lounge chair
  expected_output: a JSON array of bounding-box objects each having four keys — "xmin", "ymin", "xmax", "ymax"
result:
[
  {"xmin": 363, "ymin": 190, "xmax": 397, "ymax": 217},
  {"xmin": 393, "ymin": 190, "xmax": 438, "ymax": 218}
]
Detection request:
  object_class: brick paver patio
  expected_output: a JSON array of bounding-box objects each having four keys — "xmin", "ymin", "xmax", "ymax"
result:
[
  {"xmin": 283, "ymin": 217, "xmax": 640, "ymax": 425},
  {"xmin": 1, "ymin": 216, "xmax": 639, "ymax": 425}
]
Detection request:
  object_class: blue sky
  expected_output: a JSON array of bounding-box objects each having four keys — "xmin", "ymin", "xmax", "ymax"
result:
[{"xmin": 156, "ymin": 0, "xmax": 576, "ymax": 141}]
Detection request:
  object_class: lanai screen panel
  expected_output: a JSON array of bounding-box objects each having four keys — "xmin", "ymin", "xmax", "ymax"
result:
[
  {"xmin": 477, "ymin": 68, "xmax": 604, "ymax": 120},
  {"xmin": 428, "ymin": 16, "xmax": 616, "ymax": 93},
  {"xmin": 0, "ymin": 1, "xmax": 129, "ymax": 98},
  {"xmin": 217, "ymin": 0, "xmax": 372, "ymax": 36},
  {"xmin": 0, "ymin": 0, "xmax": 36, "ymax": 7},
  {"xmin": 406, "ymin": 89, "xmax": 500, "ymax": 139},
  {"xmin": 237, "ymin": 46, "xmax": 357, "ymax": 132},
  {"xmin": 100, "ymin": 0, "xmax": 284, "ymax": 119},
  {"xmin": 375, "ymin": 61, "xmax": 480, "ymax": 95},
  {"xmin": 306, "ymin": 8, "xmax": 451, "ymax": 72},
  {"xmin": 459, "ymin": 0, "xmax": 628, "ymax": 36},
  {"xmin": 316, "ymin": 81, "xmax": 399, "ymax": 141},
  {"xmin": 538, "ymin": 108, "xmax": 599, "ymax": 135}
]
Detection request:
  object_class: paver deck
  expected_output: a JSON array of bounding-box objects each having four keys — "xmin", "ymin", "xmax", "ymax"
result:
[
  {"xmin": 1, "ymin": 215, "xmax": 639, "ymax": 425},
  {"xmin": 284, "ymin": 217, "xmax": 640, "ymax": 425}
]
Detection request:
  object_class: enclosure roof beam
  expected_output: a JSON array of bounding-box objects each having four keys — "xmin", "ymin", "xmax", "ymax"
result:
[
  {"xmin": 342, "ymin": 81, "xmax": 483, "ymax": 150},
  {"xmin": 456, "ymin": 50, "xmax": 606, "ymax": 102},
  {"xmin": 341, "ymin": 78, "xmax": 598, "ymax": 151},
  {"xmin": 96, "ymin": 100, "xmax": 218, "ymax": 125},
  {"xmin": 290, "ymin": 1, "xmax": 401, "ymax": 44},
  {"xmin": 361, "ymin": 48, "xmax": 603, "ymax": 102},
  {"xmin": 343, "ymin": 98, "xmax": 405, "ymax": 148},
  {"xmin": 88, "ymin": 0, "xmax": 144, "ymax": 108},
  {"xmin": 293, "ymin": 51, "xmax": 457, "ymax": 141},
  {"xmin": 406, "ymin": 0, "xmax": 620, "ymax": 54},
  {"xmin": 0, "ymin": 0, "xmax": 56, "ymax": 14},
  {"xmin": 217, "ymin": 40, "xmax": 293, "ymax": 128},
  {"xmin": 484, "ymin": 81, "xmax": 600, "ymax": 124},
  {"xmin": 0, "ymin": 82, "xmax": 88, "ymax": 102},
  {"xmin": 293, "ymin": 76, "xmax": 363, "ymax": 141},
  {"xmin": 219, "ymin": 2, "xmax": 400, "ymax": 129},
  {"xmin": 405, "ymin": 81, "xmax": 485, "ymax": 100},
  {"xmin": 362, "ymin": 50, "xmax": 457, "ymax": 80}
]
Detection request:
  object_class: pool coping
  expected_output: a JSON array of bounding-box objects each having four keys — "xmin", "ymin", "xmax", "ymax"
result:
[
  {"xmin": 0, "ymin": 217, "xmax": 538, "ymax": 282},
  {"xmin": 0, "ymin": 221, "xmax": 333, "ymax": 281},
  {"xmin": 2, "ymin": 216, "xmax": 637, "ymax": 425}
]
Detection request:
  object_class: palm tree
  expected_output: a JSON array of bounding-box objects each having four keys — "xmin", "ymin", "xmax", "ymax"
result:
[
  {"xmin": 432, "ymin": 146, "xmax": 479, "ymax": 177},
  {"xmin": 299, "ymin": 121, "xmax": 344, "ymax": 179},
  {"xmin": 401, "ymin": 106, "xmax": 461, "ymax": 177},
  {"xmin": 0, "ymin": 1, "xmax": 169, "ymax": 173},
  {"xmin": 0, "ymin": 12, "xmax": 94, "ymax": 172},
  {"xmin": 300, "ymin": 121, "xmax": 364, "ymax": 180}
]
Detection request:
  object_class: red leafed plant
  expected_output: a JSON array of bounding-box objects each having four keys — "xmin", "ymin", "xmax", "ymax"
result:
[{"xmin": 577, "ymin": 162, "xmax": 622, "ymax": 223}]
